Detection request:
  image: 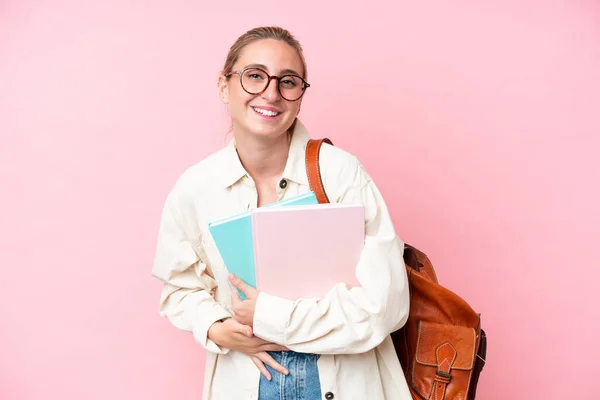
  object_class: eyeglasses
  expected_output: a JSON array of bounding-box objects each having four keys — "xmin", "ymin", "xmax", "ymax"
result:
[{"xmin": 225, "ymin": 67, "xmax": 310, "ymax": 102}]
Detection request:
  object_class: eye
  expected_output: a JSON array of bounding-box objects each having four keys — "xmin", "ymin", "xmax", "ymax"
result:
[
  {"xmin": 280, "ymin": 77, "xmax": 300, "ymax": 88},
  {"xmin": 243, "ymin": 68, "xmax": 268, "ymax": 81}
]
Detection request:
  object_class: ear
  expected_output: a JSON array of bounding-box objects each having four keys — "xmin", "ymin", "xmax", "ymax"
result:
[{"xmin": 217, "ymin": 75, "xmax": 229, "ymax": 104}]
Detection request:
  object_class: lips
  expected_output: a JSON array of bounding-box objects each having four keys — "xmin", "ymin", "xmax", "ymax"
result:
[{"xmin": 251, "ymin": 106, "xmax": 281, "ymax": 117}]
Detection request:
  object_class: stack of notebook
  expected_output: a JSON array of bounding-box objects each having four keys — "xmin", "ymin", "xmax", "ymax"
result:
[{"xmin": 208, "ymin": 192, "xmax": 364, "ymax": 300}]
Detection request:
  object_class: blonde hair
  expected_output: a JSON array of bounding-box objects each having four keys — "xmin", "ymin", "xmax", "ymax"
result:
[
  {"xmin": 221, "ymin": 26, "xmax": 308, "ymax": 136},
  {"xmin": 221, "ymin": 26, "xmax": 307, "ymax": 79}
]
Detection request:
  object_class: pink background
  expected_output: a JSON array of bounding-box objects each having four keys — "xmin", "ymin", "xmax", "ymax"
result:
[{"xmin": 1, "ymin": 1, "xmax": 599, "ymax": 399}]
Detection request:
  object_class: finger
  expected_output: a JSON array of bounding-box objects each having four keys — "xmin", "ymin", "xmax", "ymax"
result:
[
  {"xmin": 250, "ymin": 355, "xmax": 272, "ymax": 381},
  {"xmin": 260, "ymin": 343, "xmax": 289, "ymax": 352},
  {"xmin": 228, "ymin": 318, "xmax": 253, "ymax": 337},
  {"xmin": 229, "ymin": 273, "xmax": 256, "ymax": 298},
  {"xmin": 256, "ymin": 351, "xmax": 289, "ymax": 375},
  {"xmin": 231, "ymin": 291, "xmax": 241, "ymax": 310}
]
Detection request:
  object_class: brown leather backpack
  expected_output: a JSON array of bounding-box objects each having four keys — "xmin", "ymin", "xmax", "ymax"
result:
[{"xmin": 305, "ymin": 138, "xmax": 487, "ymax": 400}]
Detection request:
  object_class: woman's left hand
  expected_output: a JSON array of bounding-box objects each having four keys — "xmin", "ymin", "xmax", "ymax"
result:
[{"xmin": 230, "ymin": 273, "xmax": 259, "ymax": 326}]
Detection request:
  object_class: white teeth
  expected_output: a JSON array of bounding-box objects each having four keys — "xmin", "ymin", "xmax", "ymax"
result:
[{"xmin": 253, "ymin": 107, "xmax": 279, "ymax": 117}]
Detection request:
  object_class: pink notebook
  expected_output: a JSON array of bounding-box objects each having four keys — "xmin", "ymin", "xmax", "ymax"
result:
[{"xmin": 251, "ymin": 203, "xmax": 365, "ymax": 300}]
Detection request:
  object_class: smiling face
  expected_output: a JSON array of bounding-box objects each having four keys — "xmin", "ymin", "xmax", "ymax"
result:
[{"xmin": 218, "ymin": 39, "xmax": 306, "ymax": 141}]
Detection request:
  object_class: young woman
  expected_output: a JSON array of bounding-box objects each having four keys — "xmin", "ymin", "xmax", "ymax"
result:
[{"xmin": 152, "ymin": 26, "xmax": 412, "ymax": 400}]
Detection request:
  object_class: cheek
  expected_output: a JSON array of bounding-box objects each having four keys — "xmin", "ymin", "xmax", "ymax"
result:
[
  {"xmin": 288, "ymin": 101, "xmax": 301, "ymax": 115},
  {"xmin": 228, "ymin": 89, "xmax": 254, "ymax": 114}
]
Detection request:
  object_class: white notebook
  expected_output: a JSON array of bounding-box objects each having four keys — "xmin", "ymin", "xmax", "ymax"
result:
[{"xmin": 250, "ymin": 203, "xmax": 365, "ymax": 300}]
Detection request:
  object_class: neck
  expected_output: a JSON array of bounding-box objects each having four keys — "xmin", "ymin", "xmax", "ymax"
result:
[{"xmin": 233, "ymin": 130, "xmax": 291, "ymax": 182}]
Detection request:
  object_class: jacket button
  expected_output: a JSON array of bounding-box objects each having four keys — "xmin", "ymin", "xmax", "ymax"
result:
[
  {"xmin": 279, "ymin": 179, "xmax": 287, "ymax": 189},
  {"xmin": 324, "ymin": 392, "xmax": 334, "ymax": 399}
]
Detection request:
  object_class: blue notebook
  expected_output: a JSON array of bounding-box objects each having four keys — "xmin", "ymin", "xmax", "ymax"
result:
[{"xmin": 208, "ymin": 191, "xmax": 318, "ymax": 299}]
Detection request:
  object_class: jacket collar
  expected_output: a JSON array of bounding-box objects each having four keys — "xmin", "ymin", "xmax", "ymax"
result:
[{"xmin": 219, "ymin": 119, "xmax": 311, "ymax": 188}]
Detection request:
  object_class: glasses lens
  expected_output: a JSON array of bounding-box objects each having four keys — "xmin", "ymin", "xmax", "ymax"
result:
[
  {"xmin": 241, "ymin": 68, "xmax": 269, "ymax": 94},
  {"xmin": 240, "ymin": 68, "xmax": 306, "ymax": 100},
  {"xmin": 278, "ymin": 75, "xmax": 305, "ymax": 100}
]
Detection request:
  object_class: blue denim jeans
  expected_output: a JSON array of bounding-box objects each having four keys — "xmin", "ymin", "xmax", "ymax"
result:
[{"xmin": 258, "ymin": 351, "xmax": 321, "ymax": 400}]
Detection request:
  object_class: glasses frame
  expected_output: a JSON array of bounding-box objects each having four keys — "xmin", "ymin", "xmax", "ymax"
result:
[{"xmin": 225, "ymin": 67, "xmax": 310, "ymax": 102}]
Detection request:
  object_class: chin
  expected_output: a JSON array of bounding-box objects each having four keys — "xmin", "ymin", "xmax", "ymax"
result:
[{"xmin": 245, "ymin": 119, "xmax": 294, "ymax": 139}]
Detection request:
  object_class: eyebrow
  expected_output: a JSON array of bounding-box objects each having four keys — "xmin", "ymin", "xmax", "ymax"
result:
[{"xmin": 243, "ymin": 63, "xmax": 302, "ymax": 77}]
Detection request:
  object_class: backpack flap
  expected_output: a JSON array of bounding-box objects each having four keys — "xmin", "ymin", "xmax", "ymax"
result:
[{"xmin": 412, "ymin": 320, "xmax": 478, "ymax": 400}]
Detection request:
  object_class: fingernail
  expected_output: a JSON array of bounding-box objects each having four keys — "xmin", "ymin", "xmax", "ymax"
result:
[{"xmin": 284, "ymin": 369, "xmax": 289, "ymax": 375}]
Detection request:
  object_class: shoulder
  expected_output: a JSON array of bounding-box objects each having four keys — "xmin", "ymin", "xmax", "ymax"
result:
[
  {"xmin": 316, "ymin": 141, "xmax": 373, "ymax": 202},
  {"xmin": 166, "ymin": 145, "xmax": 230, "ymax": 204},
  {"xmin": 318, "ymin": 141, "xmax": 372, "ymax": 187}
]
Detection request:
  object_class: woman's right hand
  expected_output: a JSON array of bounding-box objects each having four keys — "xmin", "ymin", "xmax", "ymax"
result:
[{"xmin": 208, "ymin": 318, "xmax": 290, "ymax": 380}]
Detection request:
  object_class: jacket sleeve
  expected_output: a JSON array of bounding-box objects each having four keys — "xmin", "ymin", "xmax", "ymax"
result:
[
  {"xmin": 151, "ymin": 186, "xmax": 232, "ymax": 354},
  {"xmin": 252, "ymin": 157, "xmax": 410, "ymax": 355}
]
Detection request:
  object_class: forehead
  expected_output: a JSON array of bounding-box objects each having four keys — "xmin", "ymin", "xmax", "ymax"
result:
[{"xmin": 235, "ymin": 39, "xmax": 304, "ymax": 75}]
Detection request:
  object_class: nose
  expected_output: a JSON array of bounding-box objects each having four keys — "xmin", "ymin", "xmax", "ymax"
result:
[{"xmin": 261, "ymin": 77, "xmax": 281, "ymax": 101}]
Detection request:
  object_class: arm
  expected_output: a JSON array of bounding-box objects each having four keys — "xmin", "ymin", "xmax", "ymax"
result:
[
  {"xmin": 151, "ymin": 188, "xmax": 232, "ymax": 354},
  {"xmin": 152, "ymin": 184, "xmax": 294, "ymax": 379},
  {"xmin": 251, "ymin": 159, "xmax": 410, "ymax": 355}
]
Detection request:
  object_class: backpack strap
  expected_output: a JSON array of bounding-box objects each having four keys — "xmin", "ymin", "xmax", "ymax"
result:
[{"xmin": 305, "ymin": 138, "xmax": 333, "ymax": 204}]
